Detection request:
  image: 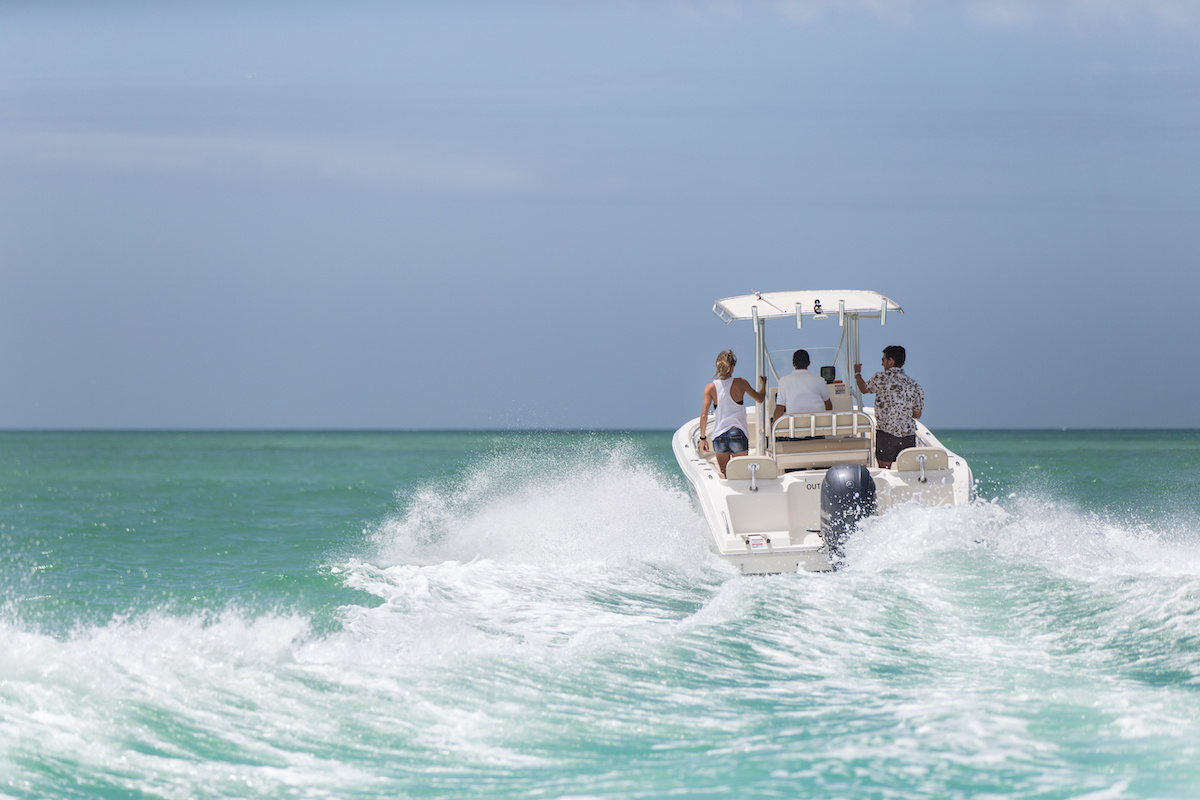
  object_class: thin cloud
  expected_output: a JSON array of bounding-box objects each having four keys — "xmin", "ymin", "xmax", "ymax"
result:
[
  {"xmin": 773, "ymin": 0, "xmax": 926, "ymax": 24},
  {"xmin": 687, "ymin": 0, "xmax": 1200, "ymax": 27},
  {"xmin": 962, "ymin": 0, "xmax": 1200, "ymax": 28},
  {"xmin": 0, "ymin": 129, "xmax": 543, "ymax": 196}
]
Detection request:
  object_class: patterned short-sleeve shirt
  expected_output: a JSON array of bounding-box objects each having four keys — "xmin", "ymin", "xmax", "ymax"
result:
[{"xmin": 864, "ymin": 367, "xmax": 924, "ymax": 437}]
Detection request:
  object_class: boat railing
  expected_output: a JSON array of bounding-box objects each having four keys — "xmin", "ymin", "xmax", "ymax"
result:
[{"xmin": 769, "ymin": 412, "xmax": 875, "ymax": 471}]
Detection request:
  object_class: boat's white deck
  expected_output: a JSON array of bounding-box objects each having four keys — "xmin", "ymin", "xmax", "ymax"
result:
[{"xmin": 674, "ymin": 405, "xmax": 973, "ymax": 574}]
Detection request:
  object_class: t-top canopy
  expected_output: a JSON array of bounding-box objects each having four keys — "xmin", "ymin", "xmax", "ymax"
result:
[{"xmin": 713, "ymin": 290, "xmax": 902, "ymax": 324}]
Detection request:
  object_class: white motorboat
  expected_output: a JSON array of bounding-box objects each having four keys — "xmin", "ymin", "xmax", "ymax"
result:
[{"xmin": 673, "ymin": 290, "xmax": 974, "ymax": 574}]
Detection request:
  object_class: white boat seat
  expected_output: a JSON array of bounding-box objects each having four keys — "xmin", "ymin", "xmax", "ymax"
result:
[
  {"xmin": 773, "ymin": 438, "xmax": 872, "ymax": 470},
  {"xmin": 725, "ymin": 455, "xmax": 779, "ymax": 481},
  {"xmin": 770, "ymin": 412, "xmax": 875, "ymax": 471},
  {"xmin": 893, "ymin": 447, "xmax": 949, "ymax": 471}
]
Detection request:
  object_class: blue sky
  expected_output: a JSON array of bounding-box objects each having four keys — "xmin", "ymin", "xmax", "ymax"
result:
[{"xmin": 1, "ymin": 1, "xmax": 1197, "ymax": 429}]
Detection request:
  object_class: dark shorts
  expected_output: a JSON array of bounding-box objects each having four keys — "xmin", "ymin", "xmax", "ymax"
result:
[
  {"xmin": 713, "ymin": 427, "xmax": 749, "ymax": 454},
  {"xmin": 876, "ymin": 430, "xmax": 916, "ymax": 464}
]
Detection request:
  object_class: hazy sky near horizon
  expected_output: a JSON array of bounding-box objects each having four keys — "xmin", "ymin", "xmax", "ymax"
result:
[{"xmin": 2, "ymin": 1, "xmax": 1197, "ymax": 430}]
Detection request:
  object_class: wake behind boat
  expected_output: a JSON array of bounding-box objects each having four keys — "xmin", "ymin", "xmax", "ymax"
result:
[{"xmin": 673, "ymin": 290, "xmax": 974, "ymax": 574}]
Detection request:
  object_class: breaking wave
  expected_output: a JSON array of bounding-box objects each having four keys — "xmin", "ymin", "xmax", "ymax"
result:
[{"xmin": 5, "ymin": 440, "xmax": 1200, "ymax": 798}]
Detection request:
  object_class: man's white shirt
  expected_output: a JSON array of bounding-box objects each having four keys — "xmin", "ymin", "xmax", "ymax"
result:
[{"xmin": 776, "ymin": 368, "xmax": 830, "ymax": 414}]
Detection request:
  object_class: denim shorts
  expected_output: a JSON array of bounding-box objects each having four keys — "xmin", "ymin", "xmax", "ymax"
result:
[{"xmin": 712, "ymin": 427, "xmax": 749, "ymax": 454}]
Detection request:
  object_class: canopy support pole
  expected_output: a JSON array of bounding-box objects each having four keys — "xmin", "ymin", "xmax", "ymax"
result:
[
  {"xmin": 850, "ymin": 315, "xmax": 861, "ymax": 410},
  {"xmin": 753, "ymin": 307, "xmax": 766, "ymax": 456}
]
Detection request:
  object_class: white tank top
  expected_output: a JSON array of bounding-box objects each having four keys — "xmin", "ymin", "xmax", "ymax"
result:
[{"xmin": 712, "ymin": 378, "xmax": 748, "ymax": 439}]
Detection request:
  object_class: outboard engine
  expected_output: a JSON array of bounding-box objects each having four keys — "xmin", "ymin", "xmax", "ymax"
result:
[{"xmin": 820, "ymin": 464, "xmax": 877, "ymax": 561}]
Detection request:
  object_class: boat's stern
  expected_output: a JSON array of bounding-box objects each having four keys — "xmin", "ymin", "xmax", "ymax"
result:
[
  {"xmin": 673, "ymin": 416, "xmax": 834, "ymax": 573},
  {"xmin": 674, "ymin": 412, "xmax": 974, "ymax": 574}
]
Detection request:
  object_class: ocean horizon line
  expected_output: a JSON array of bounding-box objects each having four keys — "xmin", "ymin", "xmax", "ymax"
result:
[{"xmin": 2, "ymin": 426, "xmax": 1198, "ymax": 434}]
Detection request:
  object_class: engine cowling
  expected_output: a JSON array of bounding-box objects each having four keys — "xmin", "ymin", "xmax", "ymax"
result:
[{"xmin": 820, "ymin": 464, "xmax": 877, "ymax": 560}]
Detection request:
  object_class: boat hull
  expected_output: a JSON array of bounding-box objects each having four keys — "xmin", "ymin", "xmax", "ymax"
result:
[{"xmin": 673, "ymin": 407, "xmax": 973, "ymax": 574}]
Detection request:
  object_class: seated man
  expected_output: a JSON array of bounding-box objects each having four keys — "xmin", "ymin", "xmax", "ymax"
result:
[{"xmin": 773, "ymin": 349, "xmax": 832, "ymax": 429}]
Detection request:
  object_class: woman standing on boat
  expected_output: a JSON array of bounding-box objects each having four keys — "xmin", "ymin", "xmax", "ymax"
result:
[{"xmin": 698, "ymin": 349, "xmax": 766, "ymax": 477}]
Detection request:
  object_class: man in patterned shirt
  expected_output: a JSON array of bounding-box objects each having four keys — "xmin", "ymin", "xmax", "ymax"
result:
[{"xmin": 854, "ymin": 345, "xmax": 924, "ymax": 468}]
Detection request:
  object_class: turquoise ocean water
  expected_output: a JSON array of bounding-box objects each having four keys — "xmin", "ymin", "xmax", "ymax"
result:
[{"xmin": 2, "ymin": 429, "xmax": 1199, "ymax": 799}]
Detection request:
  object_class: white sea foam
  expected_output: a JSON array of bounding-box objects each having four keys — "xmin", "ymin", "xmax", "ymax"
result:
[
  {"xmin": 0, "ymin": 440, "xmax": 735, "ymax": 796},
  {"xmin": 6, "ymin": 457, "xmax": 1200, "ymax": 797},
  {"xmin": 845, "ymin": 490, "xmax": 1200, "ymax": 580},
  {"xmin": 0, "ymin": 611, "xmax": 380, "ymax": 798},
  {"xmin": 368, "ymin": 439, "xmax": 716, "ymax": 572}
]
